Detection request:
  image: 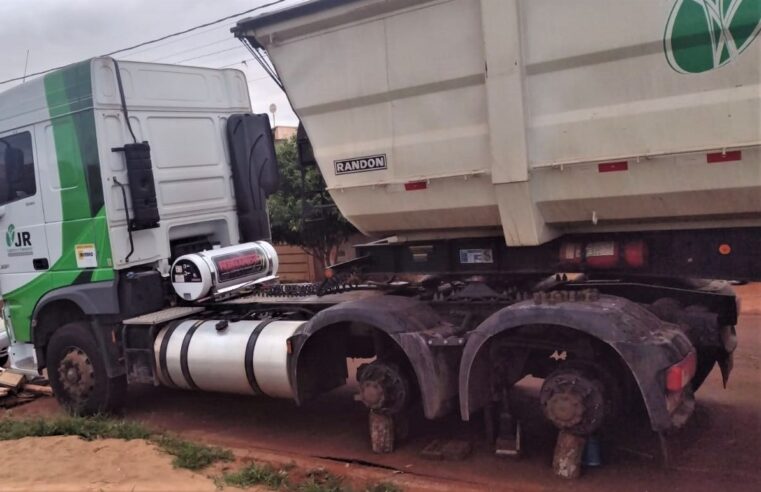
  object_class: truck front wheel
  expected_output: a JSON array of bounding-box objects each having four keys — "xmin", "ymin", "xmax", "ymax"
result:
[{"xmin": 47, "ymin": 321, "xmax": 126, "ymax": 415}]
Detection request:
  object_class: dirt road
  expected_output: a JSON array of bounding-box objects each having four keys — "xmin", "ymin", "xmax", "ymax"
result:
[
  {"xmin": 0, "ymin": 436, "xmax": 221, "ymax": 492},
  {"xmin": 10, "ymin": 315, "xmax": 761, "ymax": 491}
]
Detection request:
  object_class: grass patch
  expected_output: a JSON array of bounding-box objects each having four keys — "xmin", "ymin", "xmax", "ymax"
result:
[
  {"xmin": 154, "ymin": 434, "xmax": 234, "ymax": 471},
  {"xmin": 0, "ymin": 416, "xmax": 151, "ymax": 441},
  {"xmin": 296, "ymin": 469, "xmax": 346, "ymax": 492},
  {"xmin": 363, "ymin": 484, "xmax": 402, "ymax": 492},
  {"xmin": 0, "ymin": 416, "xmax": 232, "ymax": 471},
  {"xmin": 222, "ymin": 463, "xmax": 289, "ymax": 489}
]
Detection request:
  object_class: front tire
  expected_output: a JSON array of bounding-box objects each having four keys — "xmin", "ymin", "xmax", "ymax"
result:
[{"xmin": 47, "ymin": 321, "xmax": 126, "ymax": 415}]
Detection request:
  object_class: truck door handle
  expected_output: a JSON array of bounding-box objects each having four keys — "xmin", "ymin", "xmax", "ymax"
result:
[{"xmin": 33, "ymin": 258, "xmax": 49, "ymax": 270}]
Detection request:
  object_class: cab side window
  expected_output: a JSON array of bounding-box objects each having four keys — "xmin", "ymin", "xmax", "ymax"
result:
[{"xmin": 0, "ymin": 132, "xmax": 36, "ymax": 206}]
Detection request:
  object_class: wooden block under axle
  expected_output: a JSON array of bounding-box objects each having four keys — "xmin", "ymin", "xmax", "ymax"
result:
[
  {"xmin": 553, "ymin": 431, "xmax": 587, "ymax": 480},
  {"xmin": 24, "ymin": 384, "xmax": 54, "ymax": 397}
]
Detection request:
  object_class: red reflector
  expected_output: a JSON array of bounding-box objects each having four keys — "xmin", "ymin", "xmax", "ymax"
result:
[
  {"xmin": 598, "ymin": 161, "xmax": 628, "ymax": 173},
  {"xmin": 404, "ymin": 181, "xmax": 427, "ymax": 191},
  {"xmin": 707, "ymin": 150, "xmax": 741, "ymax": 163},
  {"xmin": 666, "ymin": 351, "xmax": 697, "ymax": 392}
]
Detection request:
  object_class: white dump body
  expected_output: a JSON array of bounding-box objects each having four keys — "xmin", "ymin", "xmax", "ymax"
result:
[{"xmin": 238, "ymin": 0, "xmax": 761, "ymax": 246}]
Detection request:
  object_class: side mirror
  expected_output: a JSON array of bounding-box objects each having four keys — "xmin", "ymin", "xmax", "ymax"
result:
[
  {"xmin": 227, "ymin": 113, "xmax": 279, "ymax": 196},
  {"xmin": 226, "ymin": 113, "xmax": 280, "ymax": 242}
]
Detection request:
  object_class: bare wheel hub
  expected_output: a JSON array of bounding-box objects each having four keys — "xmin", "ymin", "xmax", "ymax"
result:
[
  {"xmin": 355, "ymin": 361, "xmax": 410, "ymax": 414},
  {"xmin": 546, "ymin": 393, "xmax": 584, "ymax": 427},
  {"xmin": 58, "ymin": 347, "xmax": 95, "ymax": 402},
  {"xmin": 540, "ymin": 368, "xmax": 606, "ymax": 436}
]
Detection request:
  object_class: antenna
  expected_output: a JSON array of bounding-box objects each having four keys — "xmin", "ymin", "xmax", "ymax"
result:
[{"xmin": 22, "ymin": 50, "xmax": 30, "ymax": 82}]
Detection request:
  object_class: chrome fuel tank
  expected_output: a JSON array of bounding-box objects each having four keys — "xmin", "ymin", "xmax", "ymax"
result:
[{"xmin": 154, "ymin": 319, "xmax": 303, "ymax": 398}]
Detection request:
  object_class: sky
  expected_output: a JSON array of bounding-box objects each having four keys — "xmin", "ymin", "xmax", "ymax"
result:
[{"xmin": 0, "ymin": 0, "xmax": 306, "ymax": 126}]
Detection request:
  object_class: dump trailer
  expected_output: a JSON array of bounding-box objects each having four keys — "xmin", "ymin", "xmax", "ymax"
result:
[{"xmin": 0, "ymin": 0, "xmax": 755, "ymax": 479}]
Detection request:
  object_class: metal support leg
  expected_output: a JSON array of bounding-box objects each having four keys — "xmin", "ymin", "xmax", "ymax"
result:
[
  {"xmin": 495, "ymin": 389, "xmax": 521, "ymax": 457},
  {"xmin": 484, "ymin": 402, "xmax": 497, "ymax": 444}
]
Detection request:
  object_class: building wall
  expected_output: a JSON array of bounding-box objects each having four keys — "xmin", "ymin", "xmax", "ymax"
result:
[
  {"xmin": 274, "ymin": 233, "xmax": 372, "ymax": 283},
  {"xmin": 273, "ymin": 125, "xmax": 297, "ymax": 142},
  {"xmin": 274, "ymin": 244, "xmax": 319, "ymax": 282}
]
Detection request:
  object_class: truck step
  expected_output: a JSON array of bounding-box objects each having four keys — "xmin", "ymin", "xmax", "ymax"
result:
[{"xmin": 9, "ymin": 357, "xmax": 37, "ymax": 377}]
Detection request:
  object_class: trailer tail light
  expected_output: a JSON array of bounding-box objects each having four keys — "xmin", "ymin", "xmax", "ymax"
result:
[
  {"xmin": 558, "ymin": 240, "xmax": 647, "ymax": 269},
  {"xmin": 623, "ymin": 240, "xmax": 648, "ymax": 268},
  {"xmin": 559, "ymin": 242, "xmax": 583, "ymax": 264},
  {"xmin": 666, "ymin": 351, "xmax": 697, "ymax": 393},
  {"xmin": 585, "ymin": 241, "xmax": 619, "ymax": 268}
]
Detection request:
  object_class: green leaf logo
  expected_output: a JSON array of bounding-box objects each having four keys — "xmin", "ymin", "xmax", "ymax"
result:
[
  {"xmin": 5, "ymin": 224, "xmax": 14, "ymax": 248},
  {"xmin": 665, "ymin": 0, "xmax": 761, "ymax": 73}
]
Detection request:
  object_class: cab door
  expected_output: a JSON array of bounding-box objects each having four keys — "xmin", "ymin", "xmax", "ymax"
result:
[{"xmin": 0, "ymin": 129, "xmax": 50, "ymax": 303}]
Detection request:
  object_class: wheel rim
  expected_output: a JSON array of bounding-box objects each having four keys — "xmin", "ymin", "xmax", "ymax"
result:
[{"xmin": 57, "ymin": 346, "xmax": 95, "ymax": 403}]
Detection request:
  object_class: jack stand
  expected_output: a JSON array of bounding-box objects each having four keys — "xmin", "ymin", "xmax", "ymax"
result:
[
  {"xmin": 484, "ymin": 402, "xmax": 497, "ymax": 443},
  {"xmin": 369, "ymin": 410, "xmax": 394, "ymax": 453},
  {"xmin": 553, "ymin": 431, "xmax": 587, "ymax": 479},
  {"xmin": 495, "ymin": 410, "xmax": 522, "ymax": 457}
]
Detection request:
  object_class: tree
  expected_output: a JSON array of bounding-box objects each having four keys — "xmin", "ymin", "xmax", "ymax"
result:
[{"xmin": 268, "ymin": 136, "xmax": 356, "ymax": 268}]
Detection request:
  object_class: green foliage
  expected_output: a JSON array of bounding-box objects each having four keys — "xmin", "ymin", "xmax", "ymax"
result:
[
  {"xmin": 222, "ymin": 463, "xmax": 289, "ymax": 489},
  {"xmin": 363, "ymin": 483, "xmax": 402, "ymax": 492},
  {"xmin": 0, "ymin": 416, "xmax": 232, "ymax": 471},
  {"xmin": 0, "ymin": 416, "xmax": 151, "ymax": 441},
  {"xmin": 153, "ymin": 434, "xmax": 234, "ymax": 471},
  {"xmin": 295, "ymin": 469, "xmax": 346, "ymax": 492},
  {"xmin": 269, "ymin": 137, "xmax": 356, "ymax": 265}
]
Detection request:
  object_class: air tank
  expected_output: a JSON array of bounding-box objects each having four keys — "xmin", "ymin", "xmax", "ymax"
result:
[
  {"xmin": 154, "ymin": 318, "xmax": 303, "ymax": 398},
  {"xmin": 171, "ymin": 241, "xmax": 279, "ymax": 301}
]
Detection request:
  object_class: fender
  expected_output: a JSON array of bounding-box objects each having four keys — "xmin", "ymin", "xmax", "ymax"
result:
[
  {"xmin": 289, "ymin": 295, "xmax": 459, "ymax": 419},
  {"xmin": 31, "ymin": 281, "xmax": 123, "ymax": 377},
  {"xmin": 32, "ymin": 280, "xmax": 121, "ymax": 332},
  {"xmin": 459, "ymin": 295, "xmax": 694, "ymax": 432}
]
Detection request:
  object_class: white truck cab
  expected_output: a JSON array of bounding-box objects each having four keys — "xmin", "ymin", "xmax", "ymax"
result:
[{"xmin": 0, "ymin": 57, "xmax": 277, "ymax": 373}]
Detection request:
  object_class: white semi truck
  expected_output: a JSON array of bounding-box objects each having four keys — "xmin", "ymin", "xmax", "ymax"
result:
[{"xmin": 0, "ymin": 0, "xmax": 758, "ymax": 479}]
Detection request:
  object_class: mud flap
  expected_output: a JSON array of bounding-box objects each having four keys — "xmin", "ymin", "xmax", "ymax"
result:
[
  {"xmin": 718, "ymin": 351, "xmax": 734, "ymax": 388},
  {"xmin": 718, "ymin": 325, "xmax": 737, "ymax": 388}
]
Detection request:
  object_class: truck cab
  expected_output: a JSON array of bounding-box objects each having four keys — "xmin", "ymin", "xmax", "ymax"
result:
[{"xmin": 0, "ymin": 57, "xmax": 276, "ymax": 380}]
